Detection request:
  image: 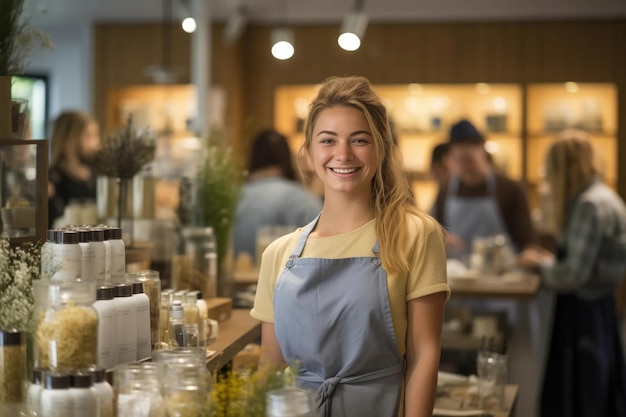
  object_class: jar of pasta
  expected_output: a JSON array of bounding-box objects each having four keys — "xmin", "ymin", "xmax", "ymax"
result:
[
  {"xmin": 0, "ymin": 329, "xmax": 26, "ymax": 403},
  {"xmin": 127, "ymin": 270, "xmax": 161, "ymax": 350},
  {"xmin": 34, "ymin": 279, "xmax": 98, "ymax": 371}
]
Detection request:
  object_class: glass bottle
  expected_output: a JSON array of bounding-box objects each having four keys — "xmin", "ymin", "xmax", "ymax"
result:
[
  {"xmin": 160, "ymin": 290, "xmax": 173, "ymax": 349},
  {"xmin": 127, "ymin": 270, "xmax": 161, "ymax": 350},
  {"xmin": 181, "ymin": 227, "xmax": 218, "ymax": 298},
  {"xmin": 168, "ymin": 301, "xmax": 186, "ymax": 348},
  {"xmin": 183, "ymin": 292, "xmax": 200, "ymax": 348},
  {"xmin": 34, "ymin": 279, "xmax": 98, "ymax": 370},
  {"xmin": 161, "ymin": 363, "xmax": 211, "ymax": 417}
]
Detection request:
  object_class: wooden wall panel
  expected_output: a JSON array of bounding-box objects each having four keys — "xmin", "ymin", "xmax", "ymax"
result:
[{"xmin": 94, "ymin": 19, "xmax": 626, "ymax": 196}]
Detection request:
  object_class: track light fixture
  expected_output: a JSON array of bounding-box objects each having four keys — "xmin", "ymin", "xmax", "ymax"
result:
[
  {"xmin": 338, "ymin": 0, "xmax": 368, "ymax": 51},
  {"xmin": 271, "ymin": 27, "xmax": 295, "ymax": 60},
  {"xmin": 223, "ymin": 3, "xmax": 247, "ymax": 44}
]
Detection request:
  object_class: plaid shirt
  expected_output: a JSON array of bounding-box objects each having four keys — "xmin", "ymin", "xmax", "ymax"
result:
[{"xmin": 540, "ymin": 179, "xmax": 626, "ymax": 300}]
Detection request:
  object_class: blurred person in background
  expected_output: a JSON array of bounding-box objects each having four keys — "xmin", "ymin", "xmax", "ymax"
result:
[
  {"xmin": 433, "ymin": 119, "xmax": 537, "ymax": 260},
  {"xmin": 234, "ymin": 129, "xmax": 322, "ymax": 264},
  {"xmin": 430, "ymin": 142, "xmax": 451, "ymax": 188},
  {"xmin": 520, "ymin": 130, "xmax": 626, "ymax": 417},
  {"xmin": 48, "ymin": 111, "xmax": 101, "ymax": 227}
]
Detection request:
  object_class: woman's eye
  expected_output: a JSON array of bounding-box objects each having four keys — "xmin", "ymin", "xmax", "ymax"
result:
[
  {"xmin": 352, "ymin": 138, "xmax": 369, "ymax": 144},
  {"xmin": 320, "ymin": 138, "xmax": 334, "ymax": 144}
]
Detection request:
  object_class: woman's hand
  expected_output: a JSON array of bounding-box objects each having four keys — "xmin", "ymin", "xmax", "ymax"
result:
[{"xmin": 517, "ymin": 245, "xmax": 554, "ymax": 270}]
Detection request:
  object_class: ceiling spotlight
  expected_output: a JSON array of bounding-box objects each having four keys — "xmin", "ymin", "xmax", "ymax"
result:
[
  {"xmin": 223, "ymin": 4, "xmax": 247, "ymax": 44},
  {"xmin": 271, "ymin": 28, "xmax": 294, "ymax": 60},
  {"xmin": 182, "ymin": 17, "xmax": 197, "ymax": 33},
  {"xmin": 338, "ymin": 0, "xmax": 368, "ymax": 52}
]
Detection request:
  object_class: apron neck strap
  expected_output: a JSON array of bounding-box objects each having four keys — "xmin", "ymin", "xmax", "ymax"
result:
[{"xmin": 288, "ymin": 213, "xmax": 381, "ymax": 260}]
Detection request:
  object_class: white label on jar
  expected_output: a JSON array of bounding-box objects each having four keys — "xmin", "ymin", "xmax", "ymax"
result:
[
  {"xmin": 70, "ymin": 388, "xmax": 98, "ymax": 417},
  {"xmin": 109, "ymin": 240, "xmax": 126, "ymax": 283},
  {"xmin": 90, "ymin": 241, "xmax": 107, "ymax": 286},
  {"xmin": 103, "ymin": 241, "xmax": 112, "ymax": 285},
  {"xmin": 50, "ymin": 243, "xmax": 82, "ymax": 281},
  {"xmin": 115, "ymin": 297, "xmax": 137, "ymax": 364},
  {"xmin": 40, "ymin": 390, "xmax": 74, "ymax": 417},
  {"xmin": 79, "ymin": 242, "xmax": 97, "ymax": 281},
  {"xmin": 117, "ymin": 392, "xmax": 164, "ymax": 417},
  {"xmin": 93, "ymin": 299, "xmax": 118, "ymax": 370},
  {"xmin": 135, "ymin": 294, "xmax": 152, "ymax": 360}
]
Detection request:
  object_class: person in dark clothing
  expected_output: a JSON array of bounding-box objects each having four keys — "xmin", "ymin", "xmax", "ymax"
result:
[
  {"xmin": 432, "ymin": 119, "xmax": 537, "ymax": 260},
  {"xmin": 48, "ymin": 111, "xmax": 101, "ymax": 227}
]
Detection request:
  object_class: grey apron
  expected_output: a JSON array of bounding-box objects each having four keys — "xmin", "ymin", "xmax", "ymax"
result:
[
  {"xmin": 274, "ymin": 216, "xmax": 403, "ymax": 417},
  {"xmin": 444, "ymin": 172, "xmax": 517, "ymax": 260}
]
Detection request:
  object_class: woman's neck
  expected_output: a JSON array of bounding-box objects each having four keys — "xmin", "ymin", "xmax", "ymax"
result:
[{"xmin": 312, "ymin": 191, "xmax": 374, "ymax": 237}]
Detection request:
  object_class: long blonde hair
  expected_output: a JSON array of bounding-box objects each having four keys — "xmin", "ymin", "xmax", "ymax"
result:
[
  {"xmin": 545, "ymin": 129, "xmax": 599, "ymax": 234},
  {"xmin": 50, "ymin": 111, "xmax": 94, "ymax": 167},
  {"xmin": 300, "ymin": 76, "xmax": 437, "ymax": 274}
]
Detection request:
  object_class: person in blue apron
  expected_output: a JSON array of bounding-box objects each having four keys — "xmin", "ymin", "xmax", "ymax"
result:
[
  {"xmin": 251, "ymin": 76, "xmax": 450, "ymax": 417},
  {"xmin": 433, "ymin": 119, "xmax": 537, "ymax": 260},
  {"xmin": 520, "ymin": 130, "xmax": 626, "ymax": 417}
]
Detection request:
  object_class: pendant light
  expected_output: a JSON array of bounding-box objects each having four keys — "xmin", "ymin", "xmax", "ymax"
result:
[
  {"xmin": 338, "ymin": 0, "xmax": 368, "ymax": 52},
  {"xmin": 270, "ymin": 0, "xmax": 294, "ymax": 60}
]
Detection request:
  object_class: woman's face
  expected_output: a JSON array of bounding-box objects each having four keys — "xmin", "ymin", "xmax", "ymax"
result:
[
  {"xmin": 308, "ymin": 105, "xmax": 378, "ymax": 198},
  {"xmin": 79, "ymin": 121, "xmax": 101, "ymax": 163}
]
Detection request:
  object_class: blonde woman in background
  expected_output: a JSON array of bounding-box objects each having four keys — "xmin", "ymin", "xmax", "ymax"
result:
[
  {"xmin": 48, "ymin": 111, "xmax": 101, "ymax": 227},
  {"xmin": 521, "ymin": 129, "xmax": 626, "ymax": 417}
]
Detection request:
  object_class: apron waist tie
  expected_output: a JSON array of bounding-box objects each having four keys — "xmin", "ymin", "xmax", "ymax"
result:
[{"xmin": 298, "ymin": 363, "xmax": 403, "ymax": 416}]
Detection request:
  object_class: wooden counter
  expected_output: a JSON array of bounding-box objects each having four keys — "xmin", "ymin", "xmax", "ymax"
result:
[
  {"xmin": 206, "ymin": 309, "xmax": 261, "ymax": 373},
  {"xmin": 434, "ymin": 384, "xmax": 519, "ymax": 417},
  {"xmin": 449, "ymin": 272, "xmax": 541, "ymax": 300}
]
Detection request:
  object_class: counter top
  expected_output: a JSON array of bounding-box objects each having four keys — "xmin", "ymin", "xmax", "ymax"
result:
[
  {"xmin": 205, "ymin": 309, "xmax": 261, "ymax": 372},
  {"xmin": 434, "ymin": 384, "xmax": 519, "ymax": 417},
  {"xmin": 449, "ymin": 272, "xmax": 541, "ymax": 300}
]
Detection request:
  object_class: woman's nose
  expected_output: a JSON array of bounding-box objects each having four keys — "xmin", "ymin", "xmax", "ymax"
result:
[{"xmin": 334, "ymin": 141, "xmax": 354, "ymax": 161}]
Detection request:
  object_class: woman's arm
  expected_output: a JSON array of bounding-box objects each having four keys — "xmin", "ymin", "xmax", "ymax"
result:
[
  {"xmin": 405, "ymin": 291, "xmax": 446, "ymax": 417},
  {"xmin": 259, "ymin": 322, "xmax": 287, "ymax": 369}
]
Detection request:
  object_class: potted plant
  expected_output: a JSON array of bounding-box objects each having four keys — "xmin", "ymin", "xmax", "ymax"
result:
[{"xmin": 0, "ymin": 0, "xmax": 52, "ymax": 137}]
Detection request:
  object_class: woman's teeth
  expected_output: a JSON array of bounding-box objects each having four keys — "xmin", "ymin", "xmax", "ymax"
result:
[{"xmin": 331, "ymin": 168, "xmax": 357, "ymax": 174}]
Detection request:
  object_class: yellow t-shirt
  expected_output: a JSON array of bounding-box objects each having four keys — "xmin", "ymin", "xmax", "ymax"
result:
[{"xmin": 250, "ymin": 213, "xmax": 450, "ymax": 356}]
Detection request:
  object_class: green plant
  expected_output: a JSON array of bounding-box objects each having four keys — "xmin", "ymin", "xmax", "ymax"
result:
[
  {"xmin": 196, "ymin": 131, "xmax": 243, "ymax": 296},
  {"xmin": 0, "ymin": 0, "xmax": 53, "ymax": 76}
]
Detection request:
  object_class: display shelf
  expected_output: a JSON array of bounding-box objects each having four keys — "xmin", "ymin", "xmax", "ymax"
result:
[{"xmin": 275, "ymin": 83, "xmax": 523, "ymax": 212}]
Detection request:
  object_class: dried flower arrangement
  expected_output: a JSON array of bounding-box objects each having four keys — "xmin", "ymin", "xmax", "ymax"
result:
[
  {"xmin": 0, "ymin": 0, "xmax": 53, "ymax": 76},
  {"xmin": 94, "ymin": 114, "xmax": 156, "ymax": 231},
  {"xmin": 0, "ymin": 235, "xmax": 41, "ymax": 332}
]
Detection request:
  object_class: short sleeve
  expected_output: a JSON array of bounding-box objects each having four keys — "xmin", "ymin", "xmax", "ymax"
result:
[
  {"xmin": 405, "ymin": 215, "xmax": 451, "ymax": 301},
  {"xmin": 250, "ymin": 232, "xmax": 298, "ymax": 323}
]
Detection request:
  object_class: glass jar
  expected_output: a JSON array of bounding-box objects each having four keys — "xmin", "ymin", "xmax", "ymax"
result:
[
  {"xmin": 33, "ymin": 279, "xmax": 98, "ymax": 370},
  {"xmin": 0, "ymin": 329, "xmax": 26, "ymax": 403},
  {"xmin": 160, "ymin": 363, "xmax": 211, "ymax": 417},
  {"xmin": 127, "ymin": 270, "xmax": 161, "ymax": 350},
  {"xmin": 114, "ymin": 362, "xmax": 165, "ymax": 417},
  {"xmin": 151, "ymin": 348, "xmax": 206, "ymax": 367},
  {"xmin": 160, "ymin": 290, "xmax": 173, "ymax": 350},
  {"xmin": 180, "ymin": 227, "xmax": 217, "ymax": 298},
  {"xmin": 266, "ymin": 387, "xmax": 316, "ymax": 417}
]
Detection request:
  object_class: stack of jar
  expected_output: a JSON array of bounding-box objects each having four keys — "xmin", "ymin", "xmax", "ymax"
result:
[
  {"xmin": 41, "ymin": 225, "xmax": 125, "ymax": 285},
  {"xmin": 115, "ymin": 350, "xmax": 210, "ymax": 417},
  {"xmin": 159, "ymin": 289, "xmax": 216, "ymax": 350},
  {"xmin": 25, "ymin": 367, "xmax": 113, "ymax": 417}
]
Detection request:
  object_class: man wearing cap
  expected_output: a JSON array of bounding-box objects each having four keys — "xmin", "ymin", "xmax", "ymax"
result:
[{"xmin": 433, "ymin": 119, "xmax": 537, "ymax": 259}]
